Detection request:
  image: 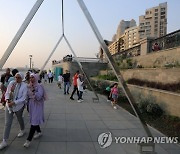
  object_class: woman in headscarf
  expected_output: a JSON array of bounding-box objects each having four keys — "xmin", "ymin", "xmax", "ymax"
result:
[
  {"xmin": 0, "ymin": 72, "xmax": 27, "ymax": 150},
  {"xmin": 23, "ymin": 73, "xmax": 46, "ymax": 148}
]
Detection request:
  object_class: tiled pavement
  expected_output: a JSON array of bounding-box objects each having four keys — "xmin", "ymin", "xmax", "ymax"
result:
[{"xmin": 0, "ymin": 82, "xmax": 179, "ymax": 154}]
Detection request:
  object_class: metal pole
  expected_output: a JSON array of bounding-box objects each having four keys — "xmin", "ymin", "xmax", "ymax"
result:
[
  {"xmin": 64, "ymin": 35, "xmax": 99, "ymax": 101},
  {"xmin": 29, "ymin": 55, "xmax": 32, "ymax": 69},
  {"xmin": 77, "ymin": 0, "xmax": 153, "ymax": 138},
  {"xmin": 0, "ymin": 0, "xmax": 44, "ymax": 69},
  {"xmin": 39, "ymin": 35, "xmax": 64, "ymax": 74}
]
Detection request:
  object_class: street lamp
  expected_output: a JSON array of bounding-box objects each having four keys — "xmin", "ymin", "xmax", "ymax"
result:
[{"xmin": 29, "ymin": 55, "xmax": 32, "ymax": 69}]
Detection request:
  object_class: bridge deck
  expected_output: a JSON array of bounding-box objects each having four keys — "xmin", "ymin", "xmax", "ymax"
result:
[{"xmin": 0, "ymin": 82, "xmax": 179, "ymax": 154}]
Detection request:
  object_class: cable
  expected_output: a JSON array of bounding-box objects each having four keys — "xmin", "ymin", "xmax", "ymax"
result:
[{"xmin": 61, "ymin": 0, "xmax": 64, "ymax": 35}]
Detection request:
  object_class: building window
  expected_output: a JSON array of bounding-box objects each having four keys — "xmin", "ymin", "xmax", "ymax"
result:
[
  {"xmin": 161, "ymin": 8, "xmax": 165, "ymax": 11},
  {"xmin": 161, "ymin": 16, "xmax": 165, "ymax": 19},
  {"xmin": 155, "ymin": 13, "xmax": 158, "ymax": 16},
  {"xmin": 155, "ymin": 9, "xmax": 158, "ymax": 12}
]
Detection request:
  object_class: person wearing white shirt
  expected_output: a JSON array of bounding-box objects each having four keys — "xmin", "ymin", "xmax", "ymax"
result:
[
  {"xmin": 77, "ymin": 74, "xmax": 84, "ymax": 103},
  {"xmin": 47, "ymin": 70, "xmax": 53, "ymax": 83},
  {"xmin": 0, "ymin": 72, "xmax": 28, "ymax": 150},
  {"xmin": 57, "ymin": 74, "xmax": 63, "ymax": 89}
]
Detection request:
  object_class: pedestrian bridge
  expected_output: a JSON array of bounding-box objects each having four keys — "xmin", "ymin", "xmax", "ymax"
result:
[{"xmin": 0, "ymin": 82, "xmax": 179, "ymax": 154}]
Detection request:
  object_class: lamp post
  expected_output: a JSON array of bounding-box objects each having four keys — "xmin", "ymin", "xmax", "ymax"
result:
[{"xmin": 29, "ymin": 55, "xmax": 32, "ymax": 69}]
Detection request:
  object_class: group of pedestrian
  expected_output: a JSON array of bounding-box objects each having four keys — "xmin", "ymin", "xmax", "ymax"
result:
[
  {"xmin": 0, "ymin": 68, "xmax": 46, "ymax": 150},
  {"xmin": 39, "ymin": 70, "xmax": 54, "ymax": 84},
  {"xmin": 56, "ymin": 70, "xmax": 85, "ymax": 103}
]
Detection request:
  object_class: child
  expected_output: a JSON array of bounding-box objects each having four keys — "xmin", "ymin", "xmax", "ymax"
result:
[
  {"xmin": 110, "ymin": 83, "xmax": 118, "ymax": 109},
  {"xmin": 57, "ymin": 74, "xmax": 63, "ymax": 89},
  {"xmin": 105, "ymin": 84, "xmax": 115, "ymax": 102}
]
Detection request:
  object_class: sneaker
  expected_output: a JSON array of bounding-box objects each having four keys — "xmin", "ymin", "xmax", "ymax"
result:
[
  {"xmin": 17, "ymin": 130, "xmax": 25, "ymax": 138},
  {"xmin": 80, "ymin": 99, "xmax": 84, "ymax": 102},
  {"xmin": 23, "ymin": 140, "xmax": 30, "ymax": 148},
  {"xmin": 113, "ymin": 106, "xmax": 117, "ymax": 109},
  {"xmin": 70, "ymin": 97, "xmax": 74, "ymax": 100},
  {"xmin": 77, "ymin": 100, "xmax": 82, "ymax": 103},
  {"xmin": 0, "ymin": 141, "xmax": 7, "ymax": 150},
  {"xmin": 107, "ymin": 100, "xmax": 111, "ymax": 102},
  {"xmin": 33, "ymin": 132, "xmax": 42, "ymax": 139}
]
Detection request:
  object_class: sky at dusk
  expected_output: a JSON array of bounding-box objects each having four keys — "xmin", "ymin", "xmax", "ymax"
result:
[{"xmin": 0, "ymin": 0, "xmax": 179, "ymax": 70}]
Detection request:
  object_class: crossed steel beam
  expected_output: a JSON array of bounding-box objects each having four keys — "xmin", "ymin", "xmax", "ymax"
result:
[
  {"xmin": 0, "ymin": 0, "xmax": 44, "ymax": 69},
  {"xmin": 39, "ymin": 33, "xmax": 99, "ymax": 101},
  {"xmin": 0, "ymin": 0, "xmax": 155, "ymax": 150}
]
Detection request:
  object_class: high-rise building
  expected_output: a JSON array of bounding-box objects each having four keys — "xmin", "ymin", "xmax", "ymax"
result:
[
  {"xmin": 124, "ymin": 26, "xmax": 139, "ymax": 50},
  {"xmin": 116, "ymin": 19, "xmax": 136, "ymax": 40},
  {"xmin": 108, "ymin": 35, "xmax": 125, "ymax": 55},
  {"xmin": 112, "ymin": 34, "xmax": 117, "ymax": 42},
  {"xmin": 139, "ymin": 2, "xmax": 167, "ymax": 39}
]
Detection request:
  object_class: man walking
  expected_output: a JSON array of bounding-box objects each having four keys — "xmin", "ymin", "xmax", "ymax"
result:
[
  {"xmin": 70, "ymin": 70, "xmax": 79, "ymax": 100},
  {"xmin": 63, "ymin": 70, "xmax": 70, "ymax": 94}
]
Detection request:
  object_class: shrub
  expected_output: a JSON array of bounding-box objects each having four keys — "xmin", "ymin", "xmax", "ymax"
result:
[
  {"xmin": 127, "ymin": 78, "xmax": 180, "ymax": 93},
  {"xmin": 146, "ymin": 103, "xmax": 163, "ymax": 117},
  {"xmin": 137, "ymin": 98, "xmax": 149, "ymax": 114}
]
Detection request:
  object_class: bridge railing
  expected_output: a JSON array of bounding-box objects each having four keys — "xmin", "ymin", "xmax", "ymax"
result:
[
  {"xmin": 149, "ymin": 29, "xmax": 180, "ymax": 52},
  {"xmin": 72, "ymin": 57, "xmax": 104, "ymax": 63},
  {"xmin": 52, "ymin": 57, "xmax": 106, "ymax": 65},
  {"xmin": 113, "ymin": 45, "xmax": 141, "ymax": 58}
]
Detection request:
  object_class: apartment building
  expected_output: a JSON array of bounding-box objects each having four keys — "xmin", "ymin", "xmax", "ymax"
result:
[
  {"xmin": 108, "ymin": 35, "xmax": 125, "ymax": 55},
  {"xmin": 139, "ymin": 2, "xmax": 167, "ymax": 39},
  {"xmin": 124, "ymin": 26, "xmax": 139, "ymax": 50},
  {"xmin": 116, "ymin": 19, "xmax": 136, "ymax": 40}
]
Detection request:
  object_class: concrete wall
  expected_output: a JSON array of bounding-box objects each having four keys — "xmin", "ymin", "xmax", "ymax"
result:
[
  {"xmin": 100, "ymin": 68, "xmax": 180, "ymax": 84},
  {"xmin": 132, "ymin": 47, "xmax": 180, "ymax": 68},
  {"xmin": 91, "ymin": 78, "xmax": 180, "ymax": 117},
  {"xmin": 122, "ymin": 68, "xmax": 180, "ymax": 83},
  {"xmin": 128, "ymin": 84, "xmax": 180, "ymax": 117},
  {"xmin": 53, "ymin": 61, "xmax": 108, "ymax": 77}
]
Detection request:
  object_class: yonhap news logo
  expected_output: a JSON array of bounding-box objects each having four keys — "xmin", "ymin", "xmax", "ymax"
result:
[
  {"xmin": 98, "ymin": 132, "xmax": 112, "ymax": 148},
  {"xmin": 98, "ymin": 132, "xmax": 179, "ymax": 148}
]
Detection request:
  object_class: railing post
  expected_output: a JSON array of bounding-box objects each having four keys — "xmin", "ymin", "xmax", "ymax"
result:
[{"xmin": 140, "ymin": 37, "xmax": 154, "ymax": 55}]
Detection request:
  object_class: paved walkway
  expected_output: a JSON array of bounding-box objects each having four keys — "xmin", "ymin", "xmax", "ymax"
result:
[{"xmin": 0, "ymin": 82, "xmax": 179, "ymax": 154}]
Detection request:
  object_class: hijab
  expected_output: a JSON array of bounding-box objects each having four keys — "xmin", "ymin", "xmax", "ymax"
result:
[
  {"xmin": 30, "ymin": 73, "xmax": 47, "ymax": 101},
  {"xmin": 16, "ymin": 72, "xmax": 24, "ymax": 80}
]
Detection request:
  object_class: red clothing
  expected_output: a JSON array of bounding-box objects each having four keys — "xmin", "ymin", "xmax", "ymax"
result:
[
  {"xmin": 73, "ymin": 73, "xmax": 78, "ymax": 86},
  {"xmin": 111, "ymin": 87, "xmax": 118, "ymax": 95}
]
